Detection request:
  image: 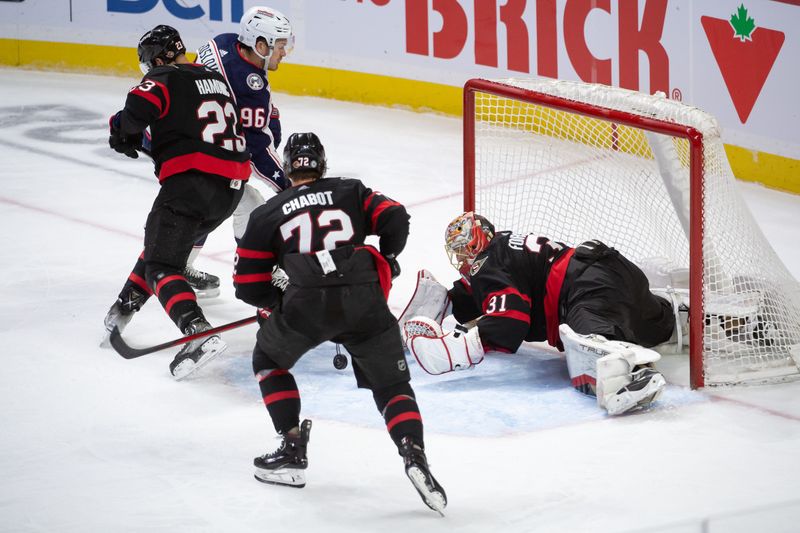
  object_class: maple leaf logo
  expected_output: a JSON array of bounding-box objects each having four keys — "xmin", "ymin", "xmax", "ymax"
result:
[
  {"xmin": 702, "ymin": 5, "xmax": 784, "ymax": 123},
  {"xmin": 730, "ymin": 4, "xmax": 756, "ymax": 42}
]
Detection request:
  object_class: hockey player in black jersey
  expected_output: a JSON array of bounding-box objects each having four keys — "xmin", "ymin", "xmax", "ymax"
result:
[
  {"xmin": 233, "ymin": 132, "xmax": 446, "ymax": 514},
  {"xmin": 102, "ymin": 25, "xmax": 250, "ymax": 380},
  {"xmin": 402, "ymin": 212, "xmax": 680, "ymax": 416}
]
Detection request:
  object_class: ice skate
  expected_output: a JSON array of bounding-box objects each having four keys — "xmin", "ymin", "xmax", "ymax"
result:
[
  {"xmin": 100, "ymin": 288, "xmax": 146, "ymax": 348},
  {"xmin": 399, "ymin": 437, "xmax": 447, "ymax": 516},
  {"xmin": 606, "ymin": 366, "xmax": 666, "ymax": 416},
  {"xmin": 169, "ymin": 318, "xmax": 227, "ymax": 380},
  {"xmin": 183, "ymin": 265, "xmax": 221, "ymax": 299},
  {"xmin": 254, "ymin": 419, "xmax": 312, "ymax": 488}
]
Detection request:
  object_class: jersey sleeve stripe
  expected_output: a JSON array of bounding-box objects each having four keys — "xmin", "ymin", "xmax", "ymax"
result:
[
  {"xmin": 488, "ymin": 309, "xmax": 531, "ymax": 324},
  {"xmin": 236, "ymin": 248, "xmax": 275, "ymax": 259},
  {"xmin": 233, "ymin": 272, "xmax": 273, "ymax": 284},
  {"xmin": 159, "ymin": 153, "xmax": 251, "ymax": 182},
  {"xmin": 130, "ymin": 89, "xmax": 163, "ymax": 114},
  {"xmin": 153, "ymin": 79, "xmax": 170, "ymax": 118},
  {"xmin": 363, "ymin": 192, "xmax": 377, "ymax": 211},
  {"xmin": 370, "ymin": 199, "xmax": 402, "ymax": 231}
]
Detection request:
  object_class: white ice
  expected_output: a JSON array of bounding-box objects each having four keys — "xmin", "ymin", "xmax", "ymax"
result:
[{"xmin": 1, "ymin": 69, "xmax": 799, "ymax": 533}]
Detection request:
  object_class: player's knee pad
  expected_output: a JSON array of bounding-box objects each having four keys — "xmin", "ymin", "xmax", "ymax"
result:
[
  {"xmin": 372, "ymin": 381, "xmax": 415, "ymax": 413},
  {"xmin": 560, "ymin": 324, "xmax": 662, "ymax": 410},
  {"xmin": 233, "ymin": 184, "xmax": 266, "ymax": 240},
  {"xmin": 252, "ymin": 342, "xmax": 282, "ymax": 375},
  {"xmin": 144, "ymin": 207, "xmax": 198, "ymax": 268}
]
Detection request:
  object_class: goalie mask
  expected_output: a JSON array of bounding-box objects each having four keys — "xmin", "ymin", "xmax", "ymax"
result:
[
  {"xmin": 445, "ymin": 212, "xmax": 495, "ymax": 275},
  {"xmin": 283, "ymin": 132, "xmax": 327, "ymax": 180},
  {"xmin": 238, "ymin": 6, "xmax": 294, "ymax": 63},
  {"xmin": 137, "ymin": 25, "xmax": 185, "ymax": 74}
]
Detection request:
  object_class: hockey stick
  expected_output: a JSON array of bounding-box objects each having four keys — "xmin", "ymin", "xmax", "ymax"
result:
[{"xmin": 109, "ymin": 315, "xmax": 258, "ymax": 359}]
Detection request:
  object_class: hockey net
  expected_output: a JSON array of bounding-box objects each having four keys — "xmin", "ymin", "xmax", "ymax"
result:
[{"xmin": 464, "ymin": 78, "xmax": 800, "ymax": 388}]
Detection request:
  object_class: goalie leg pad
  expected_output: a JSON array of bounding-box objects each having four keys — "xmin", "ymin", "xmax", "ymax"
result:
[
  {"xmin": 559, "ymin": 324, "xmax": 665, "ymax": 415},
  {"xmin": 398, "ymin": 270, "xmax": 451, "ymax": 344},
  {"xmin": 406, "ymin": 316, "xmax": 484, "ymax": 375},
  {"xmin": 650, "ymin": 287, "xmax": 690, "ymax": 352}
]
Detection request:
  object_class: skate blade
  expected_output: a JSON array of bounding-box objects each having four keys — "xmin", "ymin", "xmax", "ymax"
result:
[
  {"xmin": 406, "ymin": 466, "xmax": 446, "ymax": 516},
  {"xmin": 607, "ymin": 374, "xmax": 666, "ymax": 416},
  {"xmin": 254, "ymin": 466, "xmax": 306, "ymax": 488},
  {"xmin": 99, "ymin": 333, "xmax": 112, "ymax": 349},
  {"xmin": 172, "ymin": 337, "xmax": 227, "ymax": 381},
  {"xmin": 193, "ymin": 287, "xmax": 221, "ymax": 299}
]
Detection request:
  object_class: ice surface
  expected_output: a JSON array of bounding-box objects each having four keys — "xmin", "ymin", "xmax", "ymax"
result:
[{"xmin": 1, "ymin": 68, "xmax": 799, "ymax": 533}]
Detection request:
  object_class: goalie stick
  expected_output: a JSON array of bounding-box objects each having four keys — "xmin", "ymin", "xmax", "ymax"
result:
[{"xmin": 109, "ymin": 316, "xmax": 258, "ymax": 359}]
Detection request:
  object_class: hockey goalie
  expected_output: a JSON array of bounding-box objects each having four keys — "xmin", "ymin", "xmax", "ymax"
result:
[{"xmin": 399, "ymin": 212, "xmax": 694, "ymax": 416}]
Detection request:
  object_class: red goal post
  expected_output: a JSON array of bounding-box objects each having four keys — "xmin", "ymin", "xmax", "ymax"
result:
[{"xmin": 463, "ymin": 77, "xmax": 800, "ymax": 389}]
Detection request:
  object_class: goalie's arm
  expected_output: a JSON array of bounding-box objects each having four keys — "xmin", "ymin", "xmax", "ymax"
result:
[
  {"xmin": 448, "ymin": 278, "xmax": 482, "ymax": 324},
  {"xmin": 470, "ymin": 271, "xmax": 532, "ymax": 353}
]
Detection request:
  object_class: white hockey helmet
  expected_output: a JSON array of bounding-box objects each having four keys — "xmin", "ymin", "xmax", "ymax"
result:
[{"xmin": 238, "ymin": 6, "xmax": 293, "ymax": 58}]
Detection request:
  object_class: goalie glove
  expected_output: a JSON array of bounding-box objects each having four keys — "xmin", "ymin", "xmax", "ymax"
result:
[{"xmin": 404, "ymin": 316, "xmax": 484, "ymax": 375}]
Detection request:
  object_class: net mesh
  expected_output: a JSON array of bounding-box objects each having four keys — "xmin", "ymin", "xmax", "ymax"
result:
[{"xmin": 469, "ymin": 78, "xmax": 800, "ymax": 386}]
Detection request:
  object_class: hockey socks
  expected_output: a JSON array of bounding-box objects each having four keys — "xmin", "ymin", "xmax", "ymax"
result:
[{"xmin": 257, "ymin": 369, "xmax": 301, "ymax": 434}]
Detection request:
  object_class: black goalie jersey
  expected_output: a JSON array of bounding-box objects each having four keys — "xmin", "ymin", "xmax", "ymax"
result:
[
  {"xmin": 118, "ymin": 63, "xmax": 251, "ymax": 182},
  {"xmin": 233, "ymin": 177, "xmax": 410, "ymax": 309},
  {"xmin": 448, "ymin": 232, "xmax": 574, "ymax": 354}
]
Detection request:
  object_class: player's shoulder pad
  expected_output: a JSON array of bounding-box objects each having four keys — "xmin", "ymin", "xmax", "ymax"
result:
[{"xmin": 213, "ymin": 32, "xmax": 239, "ymax": 49}]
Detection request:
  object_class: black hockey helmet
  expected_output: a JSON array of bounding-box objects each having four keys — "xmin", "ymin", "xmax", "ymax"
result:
[
  {"xmin": 137, "ymin": 25, "xmax": 186, "ymax": 74},
  {"xmin": 283, "ymin": 132, "xmax": 327, "ymax": 180}
]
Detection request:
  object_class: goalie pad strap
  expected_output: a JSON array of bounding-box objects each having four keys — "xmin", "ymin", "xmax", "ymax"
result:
[{"xmin": 559, "ymin": 324, "xmax": 661, "ymax": 407}]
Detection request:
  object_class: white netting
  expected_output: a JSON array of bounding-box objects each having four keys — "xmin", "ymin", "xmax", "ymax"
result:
[{"xmin": 469, "ymin": 78, "xmax": 800, "ymax": 386}]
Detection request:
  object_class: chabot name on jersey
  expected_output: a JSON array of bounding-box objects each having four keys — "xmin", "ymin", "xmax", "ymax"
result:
[{"xmin": 282, "ymin": 192, "xmax": 335, "ymax": 215}]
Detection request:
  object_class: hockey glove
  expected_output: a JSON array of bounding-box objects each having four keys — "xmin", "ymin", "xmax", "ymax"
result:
[
  {"xmin": 384, "ymin": 253, "xmax": 401, "ymax": 280},
  {"xmin": 108, "ymin": 113, "xmax": 142, "ymax": 159},
  {"xmin": 269, "ymin": 105, "xmax": 281, "ymax": 147}
]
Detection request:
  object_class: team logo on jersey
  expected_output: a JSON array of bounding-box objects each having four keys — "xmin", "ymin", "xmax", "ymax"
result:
[
  {"xmin": 469, "ymin": 257, "xmax": 488, "ymax": 276},
  {"xmin": 397, "ymin": 360, "xmax": 407, "ymax": 372},
  {"xmin": 247, "ymin": 73, "xmax": 264, "ymax": 90}
]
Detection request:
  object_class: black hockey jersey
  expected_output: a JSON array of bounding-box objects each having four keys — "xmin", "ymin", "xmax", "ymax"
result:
[
  {"xmin": 448, "ymin": 232, "xmax": 575, "ymax": 353},
  {"xmin": 118, "ymin": 63, "xmax": 250, "ymax": 182},
  {"xmin": 234, "ymin": 177, "xmax": 410, "ymax": 309}
]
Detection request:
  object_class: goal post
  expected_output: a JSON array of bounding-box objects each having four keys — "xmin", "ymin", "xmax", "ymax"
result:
[{"xmin": 463, "ymin": 77, "xmax": 800, "ymax": 389}]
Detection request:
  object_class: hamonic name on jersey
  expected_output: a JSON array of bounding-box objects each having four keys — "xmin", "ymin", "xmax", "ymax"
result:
[{"xmin": 195, "ymin": 78, "xmax": 231, "ymax": 97}]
